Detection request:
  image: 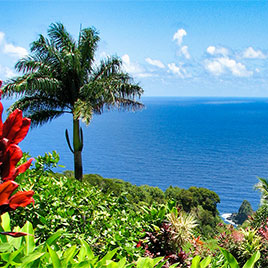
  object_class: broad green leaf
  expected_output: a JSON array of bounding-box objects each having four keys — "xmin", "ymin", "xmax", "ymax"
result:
[
  {"xmin": 8, "ymin": 246, "xmax": 24, "ymax": 265},
  {"xmin": 136, "ymin": 257, "xmax": 163, "ymax": 268},
  {"xmin": 200, "ymin": 256, "xmax": 211, "ymax": 268},
  {"xmin": 62, "ymin": 245, "xmax": 77, "ymax": 266},
  {"xmin": 191, "ymin": 255, "xmax": 201, "ymax": 268},
  {"xmin": 169, "ymin": 263, "xmax": 180, "ymax": 268},
  {"xmin": 0, "ymin": 242, "xmax": 12, "ymax": 252},
  {"xmin": 243, "ymin": 251, "xmax": 261, "ymax": 268},
  {"xmin": 20, "ymin": 251, "xmax": 45, "ymax": 266},
  {"xmin": 10, "ymin": 226, "xmax": 23, "ymax": 249},
  {"xmin": 77, "ymin": 239, "xmax": 94, "ymax": 262},
  {"xmin": 47, "ymin": 244, "xmax": 61, "ymax": 268},
  {"xmin": 1, "ymin": 213, "xmax": 10, "ymax": 232},
  {"xmin": 21, "ymin": 221, "xmax": 35, "ymax": 255},
  {"xmin": 136, "ymin": 258, "xmax": 151, "ymax": 268},
  {"xmin": 96, "ymin": 248, "xmax": 118, "ymax": 266},
  {"xmin": 220, "ymin": 248, "xmax": 239, "ymax": 268},
  {"xmin": 45, "ymin": 229, "xmax": 64, "ymax": 246}
]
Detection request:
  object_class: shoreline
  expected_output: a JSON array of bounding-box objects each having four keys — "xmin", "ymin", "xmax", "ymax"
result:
[{"xmin": 221, "ymin": 213, "xmax": 236, "ymax": 226}]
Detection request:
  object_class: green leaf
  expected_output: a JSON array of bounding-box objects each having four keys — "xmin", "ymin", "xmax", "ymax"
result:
[
  {"xmin": 21, "ymin": 251, "xmax": 45, "ymax": 266},
  {"xmin": 47, "ymin": 244, "xmax": 61, "ymax": 268},
  {"xmin": 200, "ymin": 256, "xmax": 211, "ymax": 268},
  {"xmin": 8, "ymin": 246, "xmax": 24, "ymax": 265},
  {"xmin": 243, "ymin": 251, "xmax": 261, "ymax": 268},
  {"xmin": 191, "ymin": 255, "xmax": 201, "ymax": 268},
  {"xmin": 169, "ymin": 263, "xmax": 180, "ymax": 268},
  {"xmin": 96, "ymin": 248, "xmax": 118, "ymax": 266},
  {"xmin": 62, "ymin": 245, "xmax": 77, "ymax": 266},
  {"xmin": 1, "ymin": 213, "xmax": 10, "ymax": 232},
  {"xmin": 45, "ymin": 229, "xmax": 64, "ymax": 246},
  {"xmin": 21, "ymin": 221, "xmax": 35, "ymax": 255},
  {"xmin": 77, "ymin": 239, "xmax": 94, "ymax": 262},
  {"xmin": 220, "ymin": 248, "xmax": 239, "ymax": 268},
  {"xmin": 0, "ymin": 243, "xmax": 12, "ymax": 252},
  {"xmin": 136, "ymin": 257, "xmax": 163, "ymax": 268}
]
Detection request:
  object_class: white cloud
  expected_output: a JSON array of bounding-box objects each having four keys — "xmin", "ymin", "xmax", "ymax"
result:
[
  {"xmin": 206, "ymin": 46, "xmax": 229, "ymax": 56},
  {"xmin": 0, "ymin": 31, "xmax": 28, "ymax": 58},
  {"xmin": 180, "ymin": 45, "xmax": 190, "ymax": 59},
  {"xmin": 167, "ymin": 63, "xmax": 186, "ymax": 78},
  {"xmin": 173, "ymin": 28, "xmax": 187, "ymax": 46},
  {"xmin": 243, "ymin": 47, "xmax": 266, "ymax": 59},
  {"xmin": 205, "ymin": 60, "xmax": 224, "ymax": 76},
  {"xmin": 0, "ymin": 65, "xmax": 16, "ymax": 79},
  {"xmin": 205, "ymin": 57, "xmax": 253, "ymax": 77},
  {"xmin": 122, "ymin": 54, "xmax": 152, "ymax": 78},
  {"xmin": 4, "ymin": 43, "xmax": 28, "ymax": 58},
  {"xmin": 0, "ymin": 32, "xmax": 4, "ymax": 45},
  {"xmin": 145, "ymin": 57, "xmax": 165, "ymax": 68}
]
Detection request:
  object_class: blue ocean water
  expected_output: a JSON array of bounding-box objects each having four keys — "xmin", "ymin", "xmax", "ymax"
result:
[{"xmin": 8, "ymin": 97, "xmax": 268, "ymax": 214}]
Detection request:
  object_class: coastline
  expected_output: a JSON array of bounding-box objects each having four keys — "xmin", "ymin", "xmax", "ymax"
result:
[{"xmin": 221, "ymin": 213, "xmax": 236, "ymax": 225}]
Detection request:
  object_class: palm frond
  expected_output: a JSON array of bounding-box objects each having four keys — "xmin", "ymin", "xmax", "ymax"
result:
[
  {"xmin": 31, "ymin": 34, "xmax": 51, "ymax": 57},
  {"xmin": 8, "ymin": 95, "xmax": 69, "ymax": 114},
  {"xmin": 73, "ymin": 99, "xmax": 93, "ymax": 125},
  {"xmin": 48, "ymin": 22, "xmax": 75, "ymax": 52},
  {"xmin": 3, "ymin": 75, "xmax": 61, "ymax": 98},
  {"xmin": 28, "ymin": 110, "xmax": 65, "ymax": 127},
  {"xmin": 92, "ymin": 56, "xmax": 122, "ymax": 81},
  {"xmin": 78, "ymin": 27, "xmax": 99, "ymax": 72},
  {"xmin": 255, "ymin": 178, "xmax": 268, "ymax": 205}
]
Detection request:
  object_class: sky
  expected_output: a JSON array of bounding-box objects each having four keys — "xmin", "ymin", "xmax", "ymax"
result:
[{"xmin": 1, "ymin": 0, "xmax": 268, "ymax": 97}]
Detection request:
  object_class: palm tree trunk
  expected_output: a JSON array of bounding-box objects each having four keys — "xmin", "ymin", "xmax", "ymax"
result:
[{"xmin": 73, "ymin": 118, "xmax": 83, "ymax": 180}]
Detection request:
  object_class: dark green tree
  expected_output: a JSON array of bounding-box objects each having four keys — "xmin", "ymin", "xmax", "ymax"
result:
[{"xmin": 3, "ymin": 23, "xmax": 144, "ymax": 180}]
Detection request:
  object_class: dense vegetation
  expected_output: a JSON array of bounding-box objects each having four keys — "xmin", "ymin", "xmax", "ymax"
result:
[{"xmin": 2, "ymin": 151, "xmax": 267, "ymax": 267}]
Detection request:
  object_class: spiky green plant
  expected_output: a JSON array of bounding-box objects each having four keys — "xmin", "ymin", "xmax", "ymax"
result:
[
  {"xmin": 3, "ymin": 22, "xmax": 144, "ymax": 180},
  {"xmin": 167, "ymin": 210, "xmax": 198, "ymax": 247}
]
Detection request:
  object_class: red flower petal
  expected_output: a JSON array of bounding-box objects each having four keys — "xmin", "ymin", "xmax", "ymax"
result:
[
  {"xmin": 9, "ymin": 158, "xmax": 33, "ymax": 181},
  {"xmin": 0, "ymin": 181, "xmax": 18, "ymax": 206},
  {"xmin": 3, "ymin": 109, "xmax": 23, "ymax": 144},
  {"xmin": 1, "ymin": 144, "xmax": 23, "ymax": 181},
  {"xmin": 0, "ymin": 102, "xmax": 3, "ymax": 137},
  {"xmin": 10, "ymin": 118, "xmax": 31, "ymax": 145},
  {"xmin": 0, "ymin": 231, "xmax": 33, "ymax": 237},
  {"xmin": 9, "ymin": 190, "xmax": 34, "ymax": 209}
]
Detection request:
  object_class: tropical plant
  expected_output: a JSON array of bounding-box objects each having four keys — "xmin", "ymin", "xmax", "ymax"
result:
[
  {"xmin": 254, "ymin": 178, "xmax": 268, "ymax": 206},
  {"xmin": 0, "ymin": 80, "xmax": 34, "ymax": 237},
  {"xmin": 167, "ymin": 209, "xmax": 198, "ymax": 248},
  {"xmin": 3, "ymin": 22, "xmax": 144, "ymax": 180},
  {"xmin": 219, "ymin": 248, "xmax": 260, "ymax": 268}
]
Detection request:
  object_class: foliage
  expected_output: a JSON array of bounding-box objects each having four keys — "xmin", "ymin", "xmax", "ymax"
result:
[
  {"xmin": 1, "ymin": 213, "xmax": 176, "ymax": 268},
  {"xmin": 0, "ymin": 84, "xmax": 34, "ymax": 237},
  {"xmin": 167, "ymin": 209, "xmax": 198, "ymax": 248},
  {"xmin": 255, "ymin": 178, "xmax": 268, "ymax": 206}
]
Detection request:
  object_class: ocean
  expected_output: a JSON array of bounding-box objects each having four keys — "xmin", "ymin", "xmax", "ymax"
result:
[{"xmin": 8, "ymin": 97, "xmax": 268, "ymax": 215}]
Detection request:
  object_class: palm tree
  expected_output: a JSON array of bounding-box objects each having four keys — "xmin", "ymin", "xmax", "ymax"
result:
[
  {"xmin": 3, "ymin": 22, "xmax": 144, "ymax": 180},
  {"xmin": 255, "ymin": 178, "xmax": 268, "ymax": 206}
]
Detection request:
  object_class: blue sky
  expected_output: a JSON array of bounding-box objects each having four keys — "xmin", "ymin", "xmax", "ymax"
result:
[{"xmin": 1, "ymin": 0, "xmax": 268, "ymax": 96}]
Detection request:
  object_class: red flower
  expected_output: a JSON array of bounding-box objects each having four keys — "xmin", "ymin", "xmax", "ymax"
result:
[
  {"xmin": 0, "ymin": 180, "xmax": 18, "ymax": 206},
  {"xmin": 0, "ymin": 80, "xmax": 34, "ymax": 219},
  {"xmin": 0, "ymin": 81, "xmax": 33, "ymax": 181},
  {"xmin": 136, "ymin": 240, "xmax": 142, "ymax": 248},
  {"xmin": 1, "ymin": 143, "xmax": 33, "ymax": 181},
  {"xmin": 9, "ymin": 190, "xmax": 34, "ymax": 209},
  {"xmin": 2, "ymin": 109, "xmax": 31, "ymax": 145},
  {"xmin": 0, "ymin": 180, "xmax": 34, "ymax": 215}
]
